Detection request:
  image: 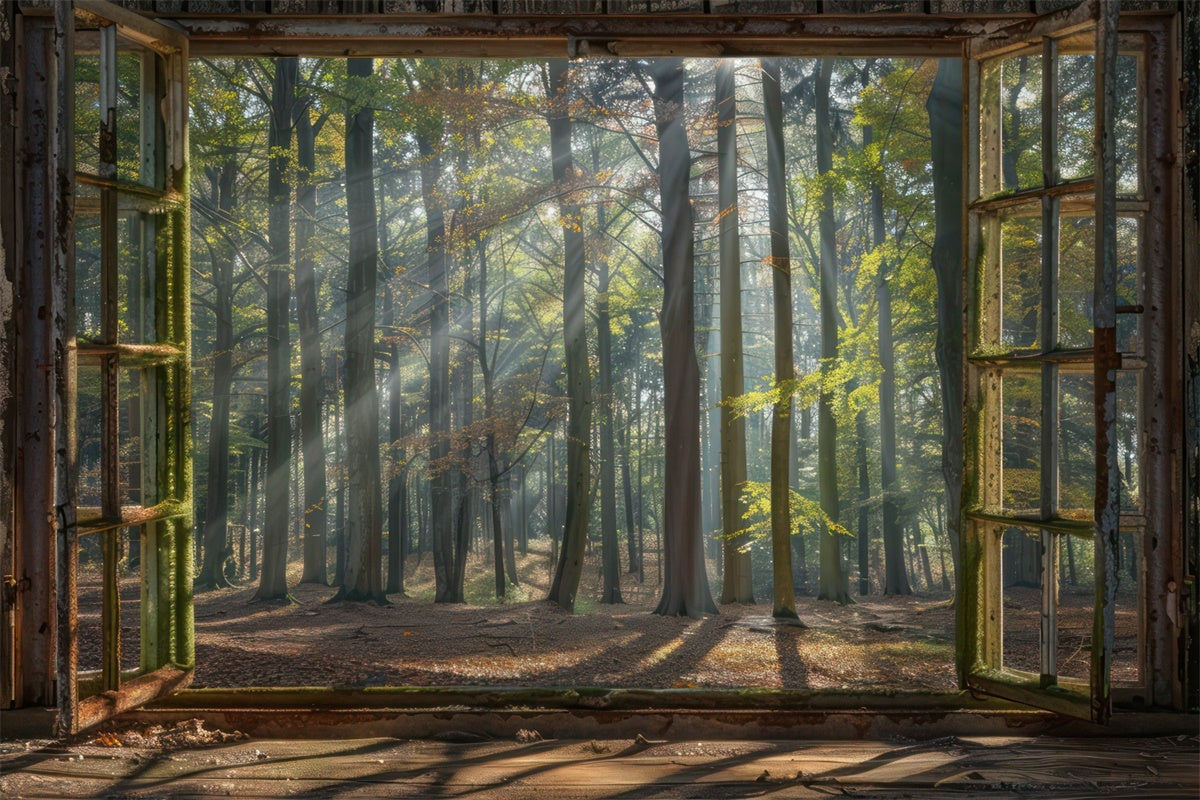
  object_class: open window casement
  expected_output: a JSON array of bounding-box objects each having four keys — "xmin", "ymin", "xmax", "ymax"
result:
[
  {"xmin": 60, "ymin": 0, "xmax": 192, "ymax": 736},
  {"xmin": 960, "ymin": 0, "xmax": 1131, "ymax": 723}
]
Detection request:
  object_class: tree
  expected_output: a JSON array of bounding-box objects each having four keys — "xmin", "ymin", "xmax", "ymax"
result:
[
  {"xmin": 814, "ymin": 58, "xmax": 851, "ymax": 605},
  {"xmin": 652, "ymin": 59, "xmax": 717, "ymax": 619},
  {"xmin": 195, "ymin": 157, "xmax": 238, "ymax": 591},
  {"xmin": 762, "ymin": 58, "xmax": 799, "ymax": 620},
  {"xmin": 295, "ymin": 66, "xmax": 329, "ymax": 586},
  {"xmin": 716, "ymin": 59, "xmax": 754, "ymax": 605},
  {"xmin": 256, "ymin": 56, "xmax": 296, "ymax": 603},
  {"xmin": 335, "ymin": 56, "xmax": 386, "ymax": 604},
  {"xmin": 546, "ymin": 58, "xmax": 593, "ymax": 613}
]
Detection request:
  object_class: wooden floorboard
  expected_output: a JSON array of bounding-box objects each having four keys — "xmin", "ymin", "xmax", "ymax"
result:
[{"xmin": 2, "ymin": 734, "xmax": 1196, "ymax": 798}]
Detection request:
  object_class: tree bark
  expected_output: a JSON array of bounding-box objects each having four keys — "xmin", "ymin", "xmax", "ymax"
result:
[
  {"xmin": 867, "ymin": 114, "xmax": 910, "ymax": 597},
  {"xmin": 420, "ymin": 125, "xmax": 459, "ymax": 603},
  {"xmin": 386, "ymin": 288, "xmax": 406, "ymax": 596},
  {"xmin": 295, "ymin": 89, "xmax": 328, "ymax": 586},
  {"xmin": 256, "ymin": 56, "xmax": 296, "ymax": 602},
  {"xmin": 815, "ymin": 58, "xmax": 850, "ymax": 605},
  {"xmin": 594, "ymin": 133, "xmax": 624, "ymax": 603},
  {"xmin": 762, "ymin": 58, "xmax": 798, "ymax": 620},
  {"xmin": 336, "ymin": 56, "xmax": 385, "ymax": 604},
  {"xmin": 927, "ymin": 58, "xmax": 964, "ymax": 590},
  {"xmin": 716, "ymin": 59, "xmax": 754, "ymax": 605},
  {"xmin": 197, "ymin": 159, "xmax": 237, "ymax": 590},
  {"xmin": 546, "ymin": 59, "xmax": 592, "ymax": 613},
  {"xmin": 651, "ymin": 59, "xmax": 717, "ymax": 618}
]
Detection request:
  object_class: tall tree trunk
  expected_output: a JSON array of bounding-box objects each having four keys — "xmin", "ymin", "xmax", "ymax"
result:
[
  {"xmin": 198, "ymin": 159, "xmax": 237, "ymax": 590},
  {"xmin": 716, "ymin": 59, "xmax": 754, "ymax": 605},
  {"xmin": 652, "ymin": 59, "xmax": 717, "ymax": 618},
  {"xmin": 595, "ymin": 166, "xmax": 624, "ymax": 603},
  {"xmin": 878, "ymin": 274, "xmax": 910, "ymax": 595},
  {"xmin": 336, "ymin": 56, "xmax": 385, "ymax": 604},
  {"xmin": 815, "ymin": 58, "xmax": 850, "ymax": 604},
  {"xmin": 546, "ymin": 59, "xmax": 592, "ymax": 612},
  {"xmin": 762, "ymin": 59, "xmax": 799, "ymax": 620},
  {"xmin": 295, "ymin": 83, "xmax": 328, "ymax": 586},
  {"xmin": 420, "ymin": 127, "xmax": 459, "ymax": 603},
  {"xmin": 927, "ymin": 59, "xmax": 964, "ymax": 590},
  {"xmin": 869, "ymin": 129, "xmax": 910, "ymax": 596},
  {"xmin": 386, "ymin": 289, "xmax": 406, "ymax": 595},
  {"xmin": 477, "ymin": 225, "xmax": 509, "ymax": 598},
  {"xmin": 256, "ymin": 56, "xmax": 296, "ymax": 602}
]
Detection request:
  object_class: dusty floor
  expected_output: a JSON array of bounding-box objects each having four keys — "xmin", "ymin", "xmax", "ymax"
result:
[
  {"xmin": 74, "ymin": 549, "xmax": 1138, "ymax": 690},
  {"xmin": 1, "ymin": 722, "xmax": 1196, "ymax": 799}
]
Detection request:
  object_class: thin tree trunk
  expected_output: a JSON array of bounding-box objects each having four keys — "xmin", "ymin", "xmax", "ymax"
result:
[
  {"xmin": 295, "ymin": 84, "xmax": 328, "ymax": 586},
  {"xmin": 762, "ymin": 59, "xmax": 799, "ymax": 620},
  {"xmin": 335, "ymin": 56, "xmax": 385, "ymax": 604},
  {"xmin": 871, "ymin": 148, "xmax": 910, "ymax": 595},
  {"xmin": 419, "ymin": 126, "xmax": 459, "ymax": 603},
  {"xmin": 546, "ymin": 59, "xmax": 592, "ymax": 612},
  {"xmin": 715, "ymin": 59, "xmax": 754, "ymax": 605},
  {"xmin": 652, "ymin": 59, "xmax": 717, "ymax": 618},
  {"xmin": 855, "ymin": 408, "xmax": 870, "ymax": 595},
  {"xmin": 596, "ymin": 218, "xmax": 624, "ymax": 604},
  {"xmin": 198, "ymin": 159, "xmax": 237, "ymax": 590},
  {"xmin": 621, "ymin": 408, "xmax": 639, "ymax": 575},
  {"xmin": 386, "ymin": 290, "xmax": 406, "ymax": 595},
  {"xmin": 256, "ymin": 57, "xmax": 296, "ymax": 603},
  {"xmin": 815, "ymin": 58, "xmax": 850, "ymax": 604},
  {"xmin": 249, "ymin": 434, "xmax": 261, "ymax": 580},
  {"xmin": 333, "ymin": 356, "xmax": 346, "ymax": 586}
]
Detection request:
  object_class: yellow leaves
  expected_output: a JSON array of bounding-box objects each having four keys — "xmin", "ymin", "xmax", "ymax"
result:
[{"xmin": 94, "ymin": 731, "xmax": 122, "ymax": 747}]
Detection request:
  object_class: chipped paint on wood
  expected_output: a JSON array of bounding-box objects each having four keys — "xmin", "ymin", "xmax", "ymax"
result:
[{"xmin": 0, "ymin": 0, "xmax": 17, "ymax": 712}]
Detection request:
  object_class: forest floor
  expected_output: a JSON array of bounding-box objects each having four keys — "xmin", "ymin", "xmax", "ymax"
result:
[{"xmin": 75, "ymin": 547, "xmax": 1138, "ymax": 691}]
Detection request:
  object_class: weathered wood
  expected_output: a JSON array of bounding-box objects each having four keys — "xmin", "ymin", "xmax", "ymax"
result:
[
  {"xmin": 74, "ymin": 666, "xmax": 192, "ymax": 732},
  {"xmin": 0, "ymin": 0, "xmax": 18, "ymax": 714},
  {"xmin": 16, "ymin": 14, "xmax": 63, "ymax": 712},
  {"xmin": 2, "ymin": 735, "xmax": 1197, "ymax": 799},
  {"xmin": 498, "ymin": 1, "xmax": 604, "ymax": 12}
]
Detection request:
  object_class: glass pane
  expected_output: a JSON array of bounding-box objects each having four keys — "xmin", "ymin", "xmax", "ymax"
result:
[
  {"xmin": 76, "ymin": 363, "xmax": 104, "ymax": 509},
  {"xmin": 1058, "ymin": 373, "xmax": 1094, "ymax": 517},
  {"xmin": 1000, "ymin": 54, "xmax": 1042, "ymax": 192},
  {"xmin": 76, "ymin": 213, "xmax": 103, "ymax": 342},
  {"xmin": 116, "ymin": 49, "xmax": 143, "ymax": 184},
  {"xmin": 1114, "ymin": 55, "xmax": 1140, "ymax": 196},
  {"xmin": 1002, "ymin": 373, "xmax": 1041, "ymax": 513},
  {"xmin": 1056, "ymin": 533, "xmax": 1093, "ymax": 683},
  {"xmin": 120, "ymin": 368, "xmax": 144, "ymax": 506},
  {"xmin": 1116, "ymin": 370, "xmax": 1141, "ymax": 512},
  {"xmin": 119, "ymin": 213, "xmax": 152, "ymax": 344},
  {"xmin": 1001, "ymin": 213, "xmax": 1041, "ymax": 350},
  {"xmin": 1057, "ymin": 54, "xmax": 1139, "ymax": 193},
  {"xmin": 75, "ymin": 54, "xmax": 102, "ymax": 177},
  {"xmin": 1059, "ymin": 214, "xmax": 1093, "ymax": 349},
  {"xmin": 1113, "ymin": 529, "xmax": 1142, "ymax": 687},
  {"xmin": 1002, "ymin": 525, "xmax": 1043, "ymax": 675},
  {"xmin": 77, "ymin": 526, "xmax": 142, "ymax": 676},
  {"xmin": 1057, "ymin": 54, "xmax": 1094, "ymax": 184},
  {"xmin": 1115, "ymin": 216, "xmax": 1141, "ymax": 354}
]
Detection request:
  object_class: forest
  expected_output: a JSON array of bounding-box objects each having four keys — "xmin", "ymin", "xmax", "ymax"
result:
[{"xmin": 72, "ymin": 51, "xmax": 1134, "ymax": 654}]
